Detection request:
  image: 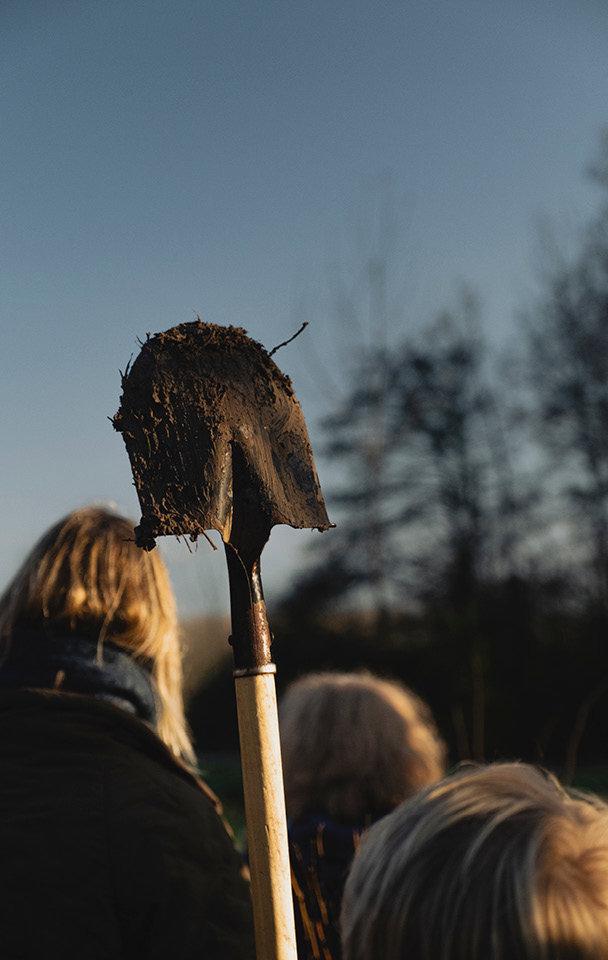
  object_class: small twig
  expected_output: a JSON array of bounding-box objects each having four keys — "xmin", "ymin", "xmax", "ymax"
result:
[
  {"xmin": 180, "ymin": 531, "xmax": 218, "ymax": 551},
  {"xmin": 200, "ymin": 530, "xmax": 218, "ymax": 551},
  {"xmin": 119, "ymin": 355, "xmax": 134, "ymax": 386},
  {"xmin": 269, "ymin": 322, "xmax": 308, "ymax": 357},
  {"xmin": 180, "ymin": 535, "xmax": 194, "ymax": 554}
]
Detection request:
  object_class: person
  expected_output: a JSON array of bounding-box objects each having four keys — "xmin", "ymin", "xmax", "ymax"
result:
[
  {"xmin": 279, "ymin": 670, "xmax": 446, "ymax": 960},
  {"xmin": 341, "ymin": 761, "xmax": 608, "ymax": 960},
  {"xmin": 0, "ymin": 506, "xmax": 254, "ymax": 960}
]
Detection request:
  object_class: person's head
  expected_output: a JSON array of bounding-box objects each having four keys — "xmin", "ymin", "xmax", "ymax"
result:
[
  {"xmin": 342, "ymin": 762, "xmax": 608, "ymax": 960},
  {"xmin": 0, "ymin": 506, "xmax": 194, "ymax": 762},
  {"xmin": 279, "ymin": 671, "xmax": 446, "ymax": 824}
]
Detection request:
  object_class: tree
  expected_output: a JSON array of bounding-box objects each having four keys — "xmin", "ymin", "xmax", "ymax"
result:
[
  {"xmin": 280, "ymin": 293, "xmax": 535, "ymax": 761},
  {"xmin": 192, "ymin": 141, "xmax": 608, "ymax": 777},
  {"xmin": 303, "ymin": 292, "xmax": 523, "ymax": 613},
  {"xmin": 526, "ymin": 135, "xmax": 608, "ymax": 610}
]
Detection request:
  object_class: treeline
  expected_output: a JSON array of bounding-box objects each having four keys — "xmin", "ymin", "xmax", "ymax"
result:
[{"xmin": 188, "ymin": 136, "xmax": 608, "ymax": 782}]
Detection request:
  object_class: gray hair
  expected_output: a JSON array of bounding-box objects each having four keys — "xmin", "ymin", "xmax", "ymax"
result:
[{"xmin": 342, "ymin": 762, "xmax": 608, "ymax": 960}]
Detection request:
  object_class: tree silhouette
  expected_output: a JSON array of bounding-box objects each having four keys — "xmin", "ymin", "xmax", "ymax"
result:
[
  {"xmin": 191, "ymin": 140, "xmax": 608, "ymax": 779},
  {"xmin": 526, "ymin": 134, "xmax": 608, "ymax": 610},
  {"xmin": 279, "ymin": 293, "xmax": 536, "ymax": 761}
]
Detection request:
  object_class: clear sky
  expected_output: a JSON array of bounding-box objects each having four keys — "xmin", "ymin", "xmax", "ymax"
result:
[{"xmin": 2, "ymin": 0, "xmax": 607, "ymax": 618}]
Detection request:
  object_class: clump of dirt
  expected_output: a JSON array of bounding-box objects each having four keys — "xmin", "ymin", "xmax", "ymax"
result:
[{"xmin": 113, "ymin": 319, "xmax": 331, "ymax": 550}]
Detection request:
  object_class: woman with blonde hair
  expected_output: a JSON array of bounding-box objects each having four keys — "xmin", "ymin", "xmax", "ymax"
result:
[
  {"xmin": 279, "ymin": 670, "xmax": 446, "ymax": 960},
  {"xmin": 342, "ymin": 762, "xmax": 608, "ymax": 960},
  {"xmin": 0, "ymin": 506, "xmax": 254, "ymax": 959}
]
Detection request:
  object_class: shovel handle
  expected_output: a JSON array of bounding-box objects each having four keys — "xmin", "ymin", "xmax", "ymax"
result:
[
  {"xmin": 225, "ymin": 546, "xmax": 297, "ymax": 960},
  {"xmin": 235, "ymin": 673, "xmax": 297, "ymax": 960}
]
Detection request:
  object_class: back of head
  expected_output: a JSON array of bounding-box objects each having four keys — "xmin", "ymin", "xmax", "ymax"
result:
[
  {"xmin": 342, "ymin": 762, "xmax": 608, "ymax": 960},
  {"xmin": 280, "ymin": 671, "xmax": 446, "ymax": 824},
  {"xmin": 0, "ymin": 506, "xmax": 194, "ymax": 762}
]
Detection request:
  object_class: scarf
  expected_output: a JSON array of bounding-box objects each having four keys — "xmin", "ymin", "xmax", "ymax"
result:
[{"xmin": 0, "ymin": 627, "xmax": 158, "ymax": 726}]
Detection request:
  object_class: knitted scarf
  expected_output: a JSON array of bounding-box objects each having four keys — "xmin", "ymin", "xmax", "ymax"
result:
[{"xmin": 0, "ymin": 627, "xmax": 157, "ymax": 725}]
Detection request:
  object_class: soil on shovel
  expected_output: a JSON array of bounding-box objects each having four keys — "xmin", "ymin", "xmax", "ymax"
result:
[{"xmin": 113, "ymin": 320, "xmax": 331, "ymax": 550}]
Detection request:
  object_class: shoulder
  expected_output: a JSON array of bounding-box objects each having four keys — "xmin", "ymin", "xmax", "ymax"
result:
[
  {"xmin": 0, "ymin": 688, "xmax": 255, "ymax": 959},
  {"xmin": 0, "ymin": 689, "xmax": 240, "ymax": 877},
  {"xmin": 97, "ymin": 714, "xmax": 255, "ymax": 959}
]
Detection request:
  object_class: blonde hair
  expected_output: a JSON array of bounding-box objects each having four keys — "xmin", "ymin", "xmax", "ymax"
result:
[
  {"xmin": 0, "ymin": 506, "xmax": 195, "ymax": 764},
  {"xmin": 279, "ymin": 671, "xmax": 446, "ymax": 823},
  {"xmin": 342, "ymin": 762, "xmax": 608, "ymax": 960}
]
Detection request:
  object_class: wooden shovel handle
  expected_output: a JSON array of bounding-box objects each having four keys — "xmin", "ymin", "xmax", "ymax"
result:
[
  {"xmin": 235, "ymin": 672, "xmax": 297, "ymax": 960},
  {"xmin": 225, "ymin": 545, "xmax": 297, "ymax": 960}
]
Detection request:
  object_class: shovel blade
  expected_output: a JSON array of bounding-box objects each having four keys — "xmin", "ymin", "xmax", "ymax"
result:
[{"xmin": 113, "ymin": 321, "xmax": 331, "ymax": 551}]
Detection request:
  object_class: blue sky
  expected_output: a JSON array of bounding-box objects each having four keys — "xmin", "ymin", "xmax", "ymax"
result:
[{"xmin": 2, "ymin": 0, "xmax": 607, "ymax": 617}]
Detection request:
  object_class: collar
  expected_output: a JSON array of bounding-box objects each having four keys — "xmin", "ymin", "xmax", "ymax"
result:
[{"xmin": 0, "ymin": 627, "xmax": 157, "ymax": 726}]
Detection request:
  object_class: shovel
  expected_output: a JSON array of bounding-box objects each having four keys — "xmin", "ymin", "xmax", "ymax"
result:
[{"xmin": 113, "ymin": 320, "xmax": 331, "ymax": 960}]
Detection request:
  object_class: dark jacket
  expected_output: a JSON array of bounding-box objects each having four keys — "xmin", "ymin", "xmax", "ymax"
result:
[
  {"xmin": 288, "ymin": 814, "xmax": 370, "ymax": 960},
  {"xmin": 0, "ymin": 687, "xmax": 255, "ymax": 959}
]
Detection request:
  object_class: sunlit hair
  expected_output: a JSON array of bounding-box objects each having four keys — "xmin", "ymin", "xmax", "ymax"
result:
[
  {"xmin": 279, "ymin": 671, "xmax": 446, "ymax": 823},
  {"xmin": 0, "ymin": 506, "xmax": 195, "ymax": 764},
  {"xmin": 342, "ymin": 762, "xmax": 608, "ymax": 960}
]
